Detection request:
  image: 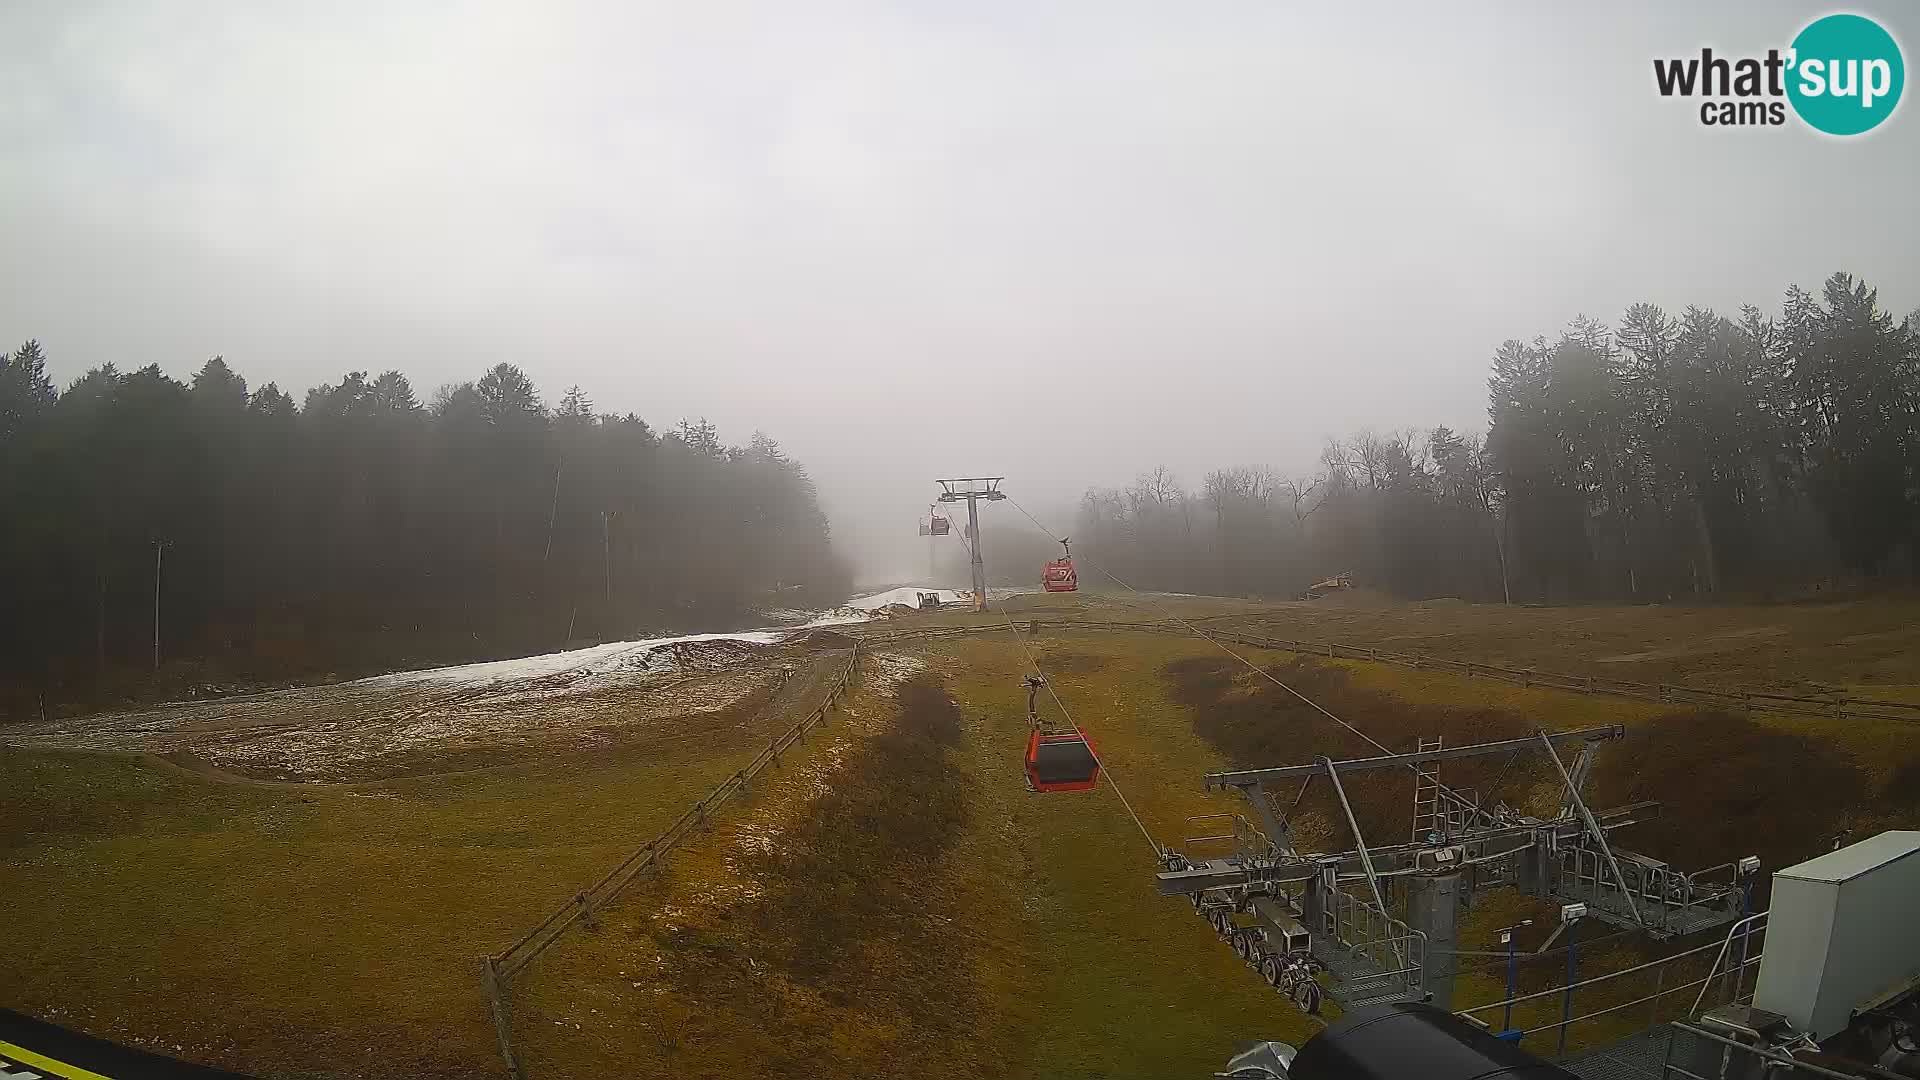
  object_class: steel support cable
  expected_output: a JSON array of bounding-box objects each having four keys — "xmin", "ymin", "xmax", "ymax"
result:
[
  {"xmin": 1474, "ymin": 749, "xmax": 1524, "ymax": 820},
  {"xmin": 1003, "ymin": 495, "xmax": 1486, "ymax": 819},
  {"xmin": 942, "ymin": 526, "xmax": 1161, "ymax": 859}
]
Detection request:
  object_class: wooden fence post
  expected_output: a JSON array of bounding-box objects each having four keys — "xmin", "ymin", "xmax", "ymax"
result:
[{"xmin": 483, "ymin": 958, "xmax": 528, "ymax": 1080}]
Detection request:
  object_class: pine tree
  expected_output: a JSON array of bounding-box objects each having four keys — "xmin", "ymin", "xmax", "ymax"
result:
[{"xmin": 0, "ymin": 339, "xmax": 57, "ymax": 443}]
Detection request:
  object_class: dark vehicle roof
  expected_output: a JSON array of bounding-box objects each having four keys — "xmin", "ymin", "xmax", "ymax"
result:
[{"xmin": 1291, "ymin": 1003, "xmax": 1576, "ymax": 1080}]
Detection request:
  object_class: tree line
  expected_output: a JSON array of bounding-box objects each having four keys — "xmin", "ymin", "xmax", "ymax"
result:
[
  {"xmin": 0, "ymin": 350, "xmax": 848, "ymax": 715},
  {"xmin": 1075, "ymin": 273, "xmax": 1919, "ymax": 603}
]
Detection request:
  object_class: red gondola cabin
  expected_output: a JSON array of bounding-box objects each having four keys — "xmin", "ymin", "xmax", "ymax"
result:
[
  {"xmin": 1042, "ymin": 537, "xmax": 1078, "ymax": 592},
  {"xmin": 1042, "ymin": 558, "xmax": 1077, "ymax": 592},
  {"xmin": 1025, "ymin": 727, "xmax": 1100, "ymax": 792}
]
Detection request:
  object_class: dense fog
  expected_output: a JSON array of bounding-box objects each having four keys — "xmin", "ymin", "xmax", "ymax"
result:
[{"xmin": 5, "ymin": 2, "xmax": 1917, "ymax": 711}]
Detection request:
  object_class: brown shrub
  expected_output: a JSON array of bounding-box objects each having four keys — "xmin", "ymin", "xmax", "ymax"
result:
[
  {"xmin": 1164, "ymin": 656, "xmax": 1545, "ymax": 848},
  {"xmin": 1162, "ymin": 657, "xmax": 1869, "ymax": 880},
  {"xmin": 1881, "ymin": 759, "xmax": 1920, "ymax": 809},
  {"xmin": 1592, "ymin": 711, "xmax": 1863, "ymax": 874}
]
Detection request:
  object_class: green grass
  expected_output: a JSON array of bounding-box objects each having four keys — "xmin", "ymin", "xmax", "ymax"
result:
[
  {"xmin": 509, "ymin": 664, "xmax": 980, "ymax": 1079},
  {"xmin": 506, "ymin": 634, "xmax": 1314, "ymax": 1079},
  {"xmin": 0, "ymin": 717, "xmax": 799, "ymax": 1077},
  {"xmin": 11, "ymin": 592, "xmax": 1920, "ymax": 1078},
  {"xmin": 886, "ymin": 586, "xmax": 1920, "ymax": 693},
  {"xmin": 937, "ymin": 634, "xmax": 1320, "ymax": 1076}
]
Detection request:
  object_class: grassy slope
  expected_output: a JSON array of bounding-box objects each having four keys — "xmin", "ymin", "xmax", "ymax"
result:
[
  {"xmin": 8, "ymin": 591, "xmax": 1920, "ymax": 1077},
  {"xmin": 925, "ymin": 593, "xmax": 1918, "ymax": 1061},
  {"xmin": 1323, "ymin": 656, "xmax": 1920, "ymax": 846},
  {"xmin": 511, "ymin": 632, "xmax": 1317, "ymax": 1079},
  {"xmin": 1211, "ymin": 592, "xmax": 1920, "ymax": 694},
  {"xmin": 0, "ymin": 704, "xmax": 817, "ymax": 1078},
  {"xmin": 936, "ymin": 633, "xmax": 1320, "ymax": 1076},
  {"xmin": 507, "ymin": 661, "xmax": 918, "ymax": 1078},
  {"xmin": 898, "ymin": 588, "xmax": 1920, "ymax": 695}
]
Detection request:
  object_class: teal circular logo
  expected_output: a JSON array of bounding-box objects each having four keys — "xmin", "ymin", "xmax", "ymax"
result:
[{"xmin": 1787, "ymin": 14, "xmax": 1904, "ymax": 135}]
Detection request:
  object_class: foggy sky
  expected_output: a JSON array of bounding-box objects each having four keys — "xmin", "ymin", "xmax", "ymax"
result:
[{"xmin": 4, "ymin": 1, "xmax": 1916, "ymax": 584}]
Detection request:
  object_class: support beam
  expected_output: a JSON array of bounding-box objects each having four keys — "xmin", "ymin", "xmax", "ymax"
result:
[
  {"xmin": 1536, "ymin": 730, "xmax": 1643, "ymax": 928},
  {"xmin": 1243, "ymin": 785, "xmax": 1297, "ymax": 856},
  {"xmin": 1205, "ymin": 726, "xmax": 1624, "ymax": 789},
  {"xmin": 1322, "ymin": 757, "xmax": 1388, "ymax": 914},
  {"xmin": 1321, "ymin": 756, "xmax": 1403, "ymax": 969},
  {"xmin": 1322, "ymin": 756, "xmax": 1415, "ymax": 988},
  {"xmin": 1153, "ymin": 803, "xmax": 1658, "ymax": 896},
  {"xmin": 1558, "ymin": 747, "xmax": 1595, "ymax": 819}
]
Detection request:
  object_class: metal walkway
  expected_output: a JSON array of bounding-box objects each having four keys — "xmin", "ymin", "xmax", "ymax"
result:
[
  {"xmin": 1310, "ymin": 935, "xmax": 1426, "ymax": 1008},
  {"xmin": 1563, "ymin": 1027, "xmax": 1676, "ymax": 1080},
  {"xmin": 1312, "ymin": 886, "xmax": 1428, "ymax": 1008},
  {"xmin": 1550, "ymin": 846, "xmax": 1748, "ymax": 938}
]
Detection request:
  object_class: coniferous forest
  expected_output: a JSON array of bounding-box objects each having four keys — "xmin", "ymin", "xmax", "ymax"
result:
[
  {"xmin": 1074, "ymin": 273, "xmax": 1919, "ymax": 603},
  {"xmin": 6, "ymin": 272, "xmax": 1917, "ymax": 716},
  {"xmin": 0, "ymin": 353, "xmax": 848, "ymax": 715}
]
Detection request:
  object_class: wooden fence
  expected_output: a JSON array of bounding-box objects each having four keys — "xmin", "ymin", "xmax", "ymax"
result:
[{"xmin": 481, "ymin": 645, "xmax": 862, "ymax": 1079}]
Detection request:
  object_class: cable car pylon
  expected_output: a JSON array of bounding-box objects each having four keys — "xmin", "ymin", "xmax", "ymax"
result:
[{"xmin": 934, "ymin": 477, "xmax": 1005, "ymax": 611}]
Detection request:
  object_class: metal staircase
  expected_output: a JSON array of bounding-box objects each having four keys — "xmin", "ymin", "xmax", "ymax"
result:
[{"xmin": 1312, "ymin": 884, "xmax": 1429, "ymax": 1007}]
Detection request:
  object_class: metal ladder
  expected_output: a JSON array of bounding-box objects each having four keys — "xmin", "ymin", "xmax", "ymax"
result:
[{"xmin": 1411, "ymin": 736, "xmax": 1445, "ymax": 841}]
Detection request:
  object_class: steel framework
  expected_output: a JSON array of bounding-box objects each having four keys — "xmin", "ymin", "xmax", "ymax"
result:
[
  {"xmin": 935, "ymin": 477, "xmax": 1006, "ymax": 612},
  {"xmin": 1158, "ymin": 726, "xmax": 1757, "ymax": 1014}
]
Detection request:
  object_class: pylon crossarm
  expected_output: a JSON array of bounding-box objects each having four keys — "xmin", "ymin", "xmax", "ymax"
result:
[
  {"xmin": 1206, "ymin": 726, "xmax": 1623, "ymax": 787},
  {"xmin": 1154, "ymin": 804, "xmax": 1655, "ymax": 896}
]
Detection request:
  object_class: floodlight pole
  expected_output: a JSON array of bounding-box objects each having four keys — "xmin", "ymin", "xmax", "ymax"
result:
[
  {"xmin": 152, "ymin": 538, "xmax": 171, "ymax": 671},
  {"xmin": 935, "ymin": 478, "xmax": 1006, "ymax": 612}
]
